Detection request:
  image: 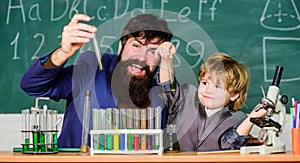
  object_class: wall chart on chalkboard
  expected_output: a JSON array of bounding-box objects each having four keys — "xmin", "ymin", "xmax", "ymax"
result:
[{"xmin": 0, "ymin": 0, "xmax": 299, "ymax": 113}]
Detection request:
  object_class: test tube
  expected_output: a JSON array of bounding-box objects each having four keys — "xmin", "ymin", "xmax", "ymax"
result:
[
  {"xmin": 52, "ymin": 110, "xmax": 58, "ymax": 152},
  {"xmin": 31, "ymin": 110, "xmax": 39, "ymax": 152},
  {"xmin": 21, "ymin": 109, "xmax": 30, "ymax": 152},
  {"xmin": 92, "ymin": 108, "xmax": 99, "ymax": 150},
  {"xmin": 39, "ymin": 105, "xmax": 47, "ymax": 152},
  {"xmin": 47, "ymin": 109, "xmax": 53, "ymax": 151},
  {"xmin": 92, "ymin": 37, "xmax": 103, "ymax": 70},
  {"xmin": 112, "ymin": 108, "xmax": 120, "ymax": 150},
  {"xmin": 147, "ymin": 107, "xmax": 155, "ymax": 150},
  {"xmin": 140, "ymin": 109, "xmax": 147, "ymax": 150},
  {"xmin": 119, "ymin": 108, "xmax": 127, "ymax": 129},
  {"xmin": 154, "ymin": 106, "xmax": 162, "ymax": 150},
  {"xmin": 119, "ymin": 108, "xmax": 127, "ymax": 150},
  {"xmin": 133, "ymin": 109, "xmax": 140, "ymax": 150},
  {"xmin": 99, "ymin": 109, "xmax": 106, "ymax": 150},
  {"xmin": 126, "ymin": 109, "xmax": 134, "ymax": 150},
  {"xmin": 167, "ymin": 56, "xmax": 175, "ymax": 92},
  {"xmin": 81, "ymin": 90, "xmax": 91, "ymax": 153},
  {"xmin": 133, "ymin": 109, "xmax": 140, "ymax": 129},
  {"xmin": 105, "ymin": 108, "xmax": 113, "ymax": 150},
  {"xmin": 147, "ymin": 107, "xmax": 155, "ymax": 129},
  {"xmin": 32, "ymin": 125, "xmax": 39, "ymax": 152}
]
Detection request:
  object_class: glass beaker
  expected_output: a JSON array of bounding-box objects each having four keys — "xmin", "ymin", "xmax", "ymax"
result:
[{"xmin": 164, "ymin": 124, "xmax": 180, "ymax": 153}]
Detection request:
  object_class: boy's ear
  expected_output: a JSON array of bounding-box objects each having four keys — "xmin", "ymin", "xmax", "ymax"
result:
[{"xmin": 230, "ymin": 93, "xmax": 240, "ymax": 101}]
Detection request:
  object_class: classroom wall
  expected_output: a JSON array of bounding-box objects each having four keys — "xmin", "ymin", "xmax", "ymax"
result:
[{"xmin": 0, "ymin": 114, "xmax": 292, "ymax": 151}]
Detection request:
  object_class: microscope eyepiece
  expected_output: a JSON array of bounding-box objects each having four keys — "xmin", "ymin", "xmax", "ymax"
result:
[{"xmin": 271, "ymin": 66, "xmax": 283, "ymax": 87}]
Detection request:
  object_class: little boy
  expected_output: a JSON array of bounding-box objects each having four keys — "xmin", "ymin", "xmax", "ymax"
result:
[{"xmin": 157, "ymin": 47, "xmax": 266, "ymax": 151}]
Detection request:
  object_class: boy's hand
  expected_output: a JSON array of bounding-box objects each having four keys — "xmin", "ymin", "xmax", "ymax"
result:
[
  {"xmin": 157, "ymin": 42, "xmax": 176, "ymax": 83},
  {"xmin": 249, "ymin": 103, "xmax": 268, "ymax": 118},
  {"xmin": 156, "ymin": 42, "xmax": 176, "ymax": 59}
]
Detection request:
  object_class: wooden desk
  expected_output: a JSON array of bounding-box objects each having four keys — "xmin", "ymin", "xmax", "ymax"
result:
[{"xmin": 1, "ymin": 151, "xmax": 300, "ymax": 163}]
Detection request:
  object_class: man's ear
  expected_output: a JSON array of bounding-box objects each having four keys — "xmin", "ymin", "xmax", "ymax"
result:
[
  {"xmin": 230, "ymin": 93, "xmax": 240, "ymax": 101},
  {"xmin": 117, "ymin": 41, "xmax": 122, "ymax": 55}
]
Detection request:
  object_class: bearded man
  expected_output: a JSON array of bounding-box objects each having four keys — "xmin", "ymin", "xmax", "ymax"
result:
[{"xmin": 20, "ymin": 13, "xmax": 175, "ymax": 148}]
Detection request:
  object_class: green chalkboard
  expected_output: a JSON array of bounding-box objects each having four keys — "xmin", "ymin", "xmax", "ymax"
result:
[{"xmin": 0, "ymin": 0, "xmax": 299, "ymax": 113}]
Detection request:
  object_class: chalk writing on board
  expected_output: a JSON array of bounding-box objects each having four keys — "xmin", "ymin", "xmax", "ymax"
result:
[
  {"xmin": 263, "ymin": 36, "xmax": 300, "ymax": 82},
  {"xmin": 10, "ymin": 32, "xmax": 20, "ymax": 60},
  {"xmin": 6, "ymin": 0, "xmax": 223, "ymax": 24},
  {"xmin": 31, "ymin": 33, "xmax": 45, "ymax": 60},
  {"xmin": 260, "ymin": 0, "xmax": 300, "ymax": 31},
  {"xmin": 6, "ymin": 0, "xmax": 221, "ymax": 67},
  {"xmin": 9, "ymin": 32, "xmax": 45, "ymax": 60}
]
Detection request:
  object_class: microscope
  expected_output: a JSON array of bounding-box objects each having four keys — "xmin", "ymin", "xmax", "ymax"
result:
[{"xmin": 240, "ymin": 66, "xmax": 288, "ymax": 154}]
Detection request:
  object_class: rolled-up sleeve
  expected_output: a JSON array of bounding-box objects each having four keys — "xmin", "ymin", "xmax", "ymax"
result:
[{"xmin": 223, "ymin": 126, "xmax": 250, "ymax": 149}]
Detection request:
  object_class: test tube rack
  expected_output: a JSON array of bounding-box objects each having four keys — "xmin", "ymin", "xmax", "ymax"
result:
[
  {"xmin": 89, "ymin": 107, "xmax": 163, "ymax": 155},
  {"xmin": 89, "ymin": 129, "xmax": 163, "ymax": 155},
  {"xmin": 21, "ymin": 128, "xmax": 59, "ymax": 154},
  {"xmin": 20, "ymin": 97, "xmax": 60, "ymax": 154}
]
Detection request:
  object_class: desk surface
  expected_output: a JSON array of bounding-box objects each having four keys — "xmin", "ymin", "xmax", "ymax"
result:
[{"xmin": 1, "ymin": 151, "xmax": 300, "ymax": 163}]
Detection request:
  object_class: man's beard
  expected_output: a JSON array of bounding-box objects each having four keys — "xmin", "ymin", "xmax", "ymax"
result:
[{"xmin": 111, "ymin": 59, "xmax": 155, "ymax": 109}]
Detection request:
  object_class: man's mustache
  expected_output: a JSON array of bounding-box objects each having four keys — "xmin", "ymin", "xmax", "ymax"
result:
[{"xmin": 123, "ymin": 59, "xmax": 150, "ymax": 74}]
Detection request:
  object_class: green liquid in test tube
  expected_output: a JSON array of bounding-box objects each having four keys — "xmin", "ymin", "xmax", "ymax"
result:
[
  {"xmin": 52, "ymin": 110, "xmax": 60, "ymax": 152},
  {"xmin": 127, "ymin": 109, "xmax": 133, "ymax": 150},
  {"xmin": 107, "ymin": 134, "xmax": 113, "ymax": 150},
  {"xmin": 92, "ymin": 108, "xmax": 99, "ymax": 150},
  {"xmin": 52, "ymin": 133, "xmax": 58, "ymax": 152},
  {"xmin": 39, "ymin": 108, "xmax": 46, "ymax": 152},
  {"xmin": 40, "ymin": 134, "xmax": 46, "ymax": 152},
  {"xmin": 99, "ymin": 109, "xmax": 105, "ymax": 150},
  {"xmin": 32, "ymin": 125, "xmax": 39, "ymax": 152},
  {"xmin": 22, "ymin": 109, "xmax": 30, "ymax": 152},
  {"xmin": 24, "ymin": 138, "xmax": 30, "ymax": 152},
  {"xmin": 47, "ymin": 110, "xmax": 53, "ymax": 152},
  {"xmin": 106, "ymin": 108, "xmax": 113, "ymax": 150},
  {"xmin": 32, "ymin": 109, "xmax": 40, "ymax": 153},
  {"xmin": 127, "ymin": 132, "xmax": 133, "ymax": 151}
]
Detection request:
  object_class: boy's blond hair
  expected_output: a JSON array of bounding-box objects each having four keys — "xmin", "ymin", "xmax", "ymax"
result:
[{"xmin": 198, "ymin": 52, "xmax": 250, "ymax": 111}]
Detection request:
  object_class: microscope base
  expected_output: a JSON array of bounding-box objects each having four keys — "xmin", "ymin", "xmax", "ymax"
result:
[{"xmin": 240, "ymin": 144, "xmax": 286, "ymax": 155}]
